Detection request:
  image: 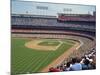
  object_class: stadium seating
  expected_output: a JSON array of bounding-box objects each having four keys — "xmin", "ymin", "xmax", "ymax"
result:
[
  {"xmin": 11, "ymin": 15, "xmax": 96, "ymax": 31},
  {"xmin": 49, "ymin": 47, "xmax": 96, "ymax": 72},
  {"xmin": 58, "ymin": 15, "xmax": 95, "ymax": 22}
]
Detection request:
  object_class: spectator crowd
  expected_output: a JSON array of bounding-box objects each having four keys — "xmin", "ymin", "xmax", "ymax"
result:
[{"xmin": 49, "ymin": 48, "xmax": 96, "ymax": 72}]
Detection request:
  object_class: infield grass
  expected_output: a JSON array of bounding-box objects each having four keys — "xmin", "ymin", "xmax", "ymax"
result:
[{"xmin": 38, "ymin": 40, "xmax": 60, "ymax": 46}]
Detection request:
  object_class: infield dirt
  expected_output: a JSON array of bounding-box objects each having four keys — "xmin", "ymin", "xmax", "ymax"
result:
[{"xmin": 25, "ymin": 39, "xmax": 62, "ymax": 51}]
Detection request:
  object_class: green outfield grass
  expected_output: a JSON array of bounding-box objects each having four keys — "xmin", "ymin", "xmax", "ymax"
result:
[{"xmin": 11, "ymin": 38, "xmax": 74, "ymax": 75}]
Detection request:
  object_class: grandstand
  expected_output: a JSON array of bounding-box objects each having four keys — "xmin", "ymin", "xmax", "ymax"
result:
[
  {"xmin": 57, "ymin": 13, "xmax": 95, "ymax": 22},
  {"xmin": 11, "ymin": 14, "xmax": 95, "ymax": 34}
]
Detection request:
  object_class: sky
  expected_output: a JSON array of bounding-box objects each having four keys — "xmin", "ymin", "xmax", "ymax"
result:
[{"xmin": 11, "ymin": 0, "xmax": 96, "ymax": 16}]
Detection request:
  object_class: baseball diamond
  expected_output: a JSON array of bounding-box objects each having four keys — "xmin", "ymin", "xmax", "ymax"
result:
[{"xmin": 11, "ymin": 38, "xmax": 76, "ymax": 74}]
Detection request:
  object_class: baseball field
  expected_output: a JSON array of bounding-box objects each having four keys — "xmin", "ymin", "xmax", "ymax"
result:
[{"xmin": 11, "ymin": 38, "xmax": 76, "ymax": 74}]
